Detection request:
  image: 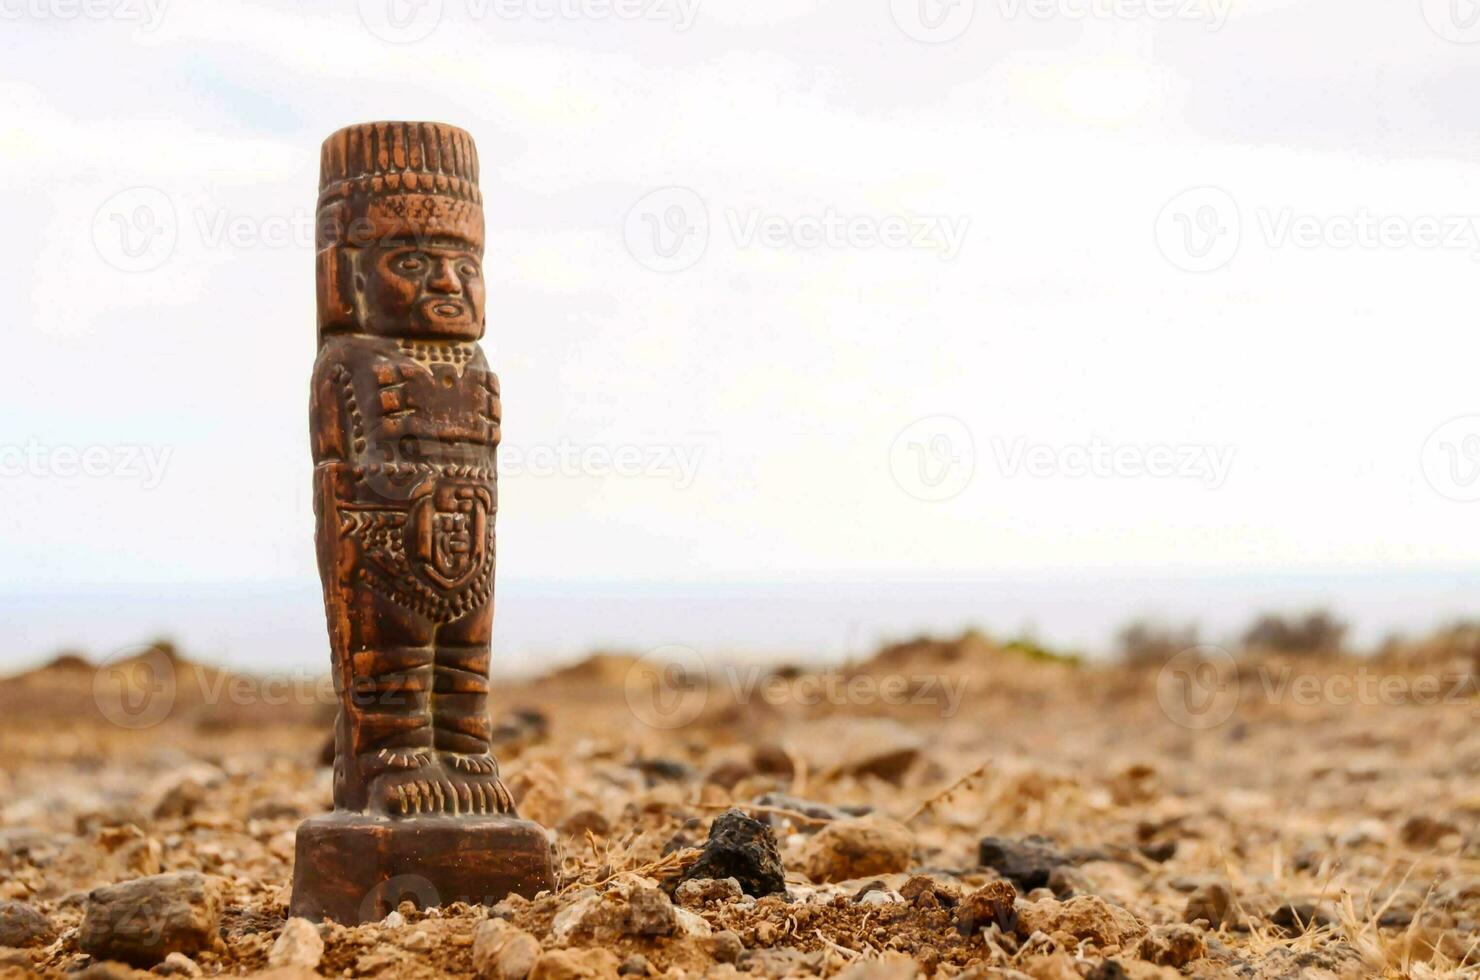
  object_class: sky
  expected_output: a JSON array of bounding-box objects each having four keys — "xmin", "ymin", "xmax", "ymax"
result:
[{"xmin": 4, "ymin": 0, "xmax": 1480, "ymax": 665}]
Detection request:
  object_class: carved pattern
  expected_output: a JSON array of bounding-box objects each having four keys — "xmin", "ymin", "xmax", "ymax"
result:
[
  {"xmin": 398, "ymin": 339, "xmax": 476, "ymax": 369},
  {"xmin": 337, "ymin": 506, "xmax": 494, "ymax": 625},
  {"xmin": 310, "ymin": 121, "xmax": 514, "ymax": 820}
]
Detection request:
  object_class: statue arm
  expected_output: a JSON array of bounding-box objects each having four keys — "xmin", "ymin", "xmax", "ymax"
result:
[{"xmin": 310, "ymin": 340, "xmax": 358, "ymax": 465}]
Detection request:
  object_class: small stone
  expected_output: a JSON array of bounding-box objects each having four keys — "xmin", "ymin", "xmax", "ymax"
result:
[
  {"xmin": 704, "ymin": 760, "xmax": 754, "ymax": 790},
  {"xmin": 1401, "ymin": 815, "xmax": 1461, "ymax": 849},
  {"xmin": 268, "ymin": 918, "xmax": 324, "ymax": 970},
  {"xmin": 140, "ymin": 764, "xmax": 223, "ymax": 820},
  {"xmin": 833, "ymin": 953, "xmax": 919, "ymax": 980},
  {"xmin": 155, "ymin": 952, "xmax": 202, "ymax": 976},
  {"xmin": 381, "ymin": 910, "xmax": 406, "ymax": 929},
  {"xmin": 1269, "ymin": 901, "xmax": 1337, "ymax": 936},
  {"xmin": 753, "ymin": 794, "xmax": 874, "ymax": 833},
  {"xmin": 799, "ymin": 814, "xmax": 914, "ymax": 883},
  {"xmin": 1338, "ymin": 819, "xmax": 1388, "ymax": 848},
  {"xmin": 707, "ymin": 929, "xmax": 744, "ymax": 963},
  {"xmin": 628, "ymin": 758, "xmax": 692, "ymax": 785},
  {"xmin": 1136, "ymin": 924, "xmax": 1206, "ymax": 966},
  {"xmin": 752, "ymin": 743, "xmax": 796, "ymax": 777},
  {"xmin": 1014, "ymin": 896, "xmax": 1146, "ymax": 948},
  {"xmin": 1436, "ymin": 876, "xmax": 1480, "ymax": 909},
  {"xmin": 552, "ymin": 886, "xmax": 680, "ymax": 942},
  {"xmin": 1047, "ymin": 865, "xmax": 1091, "ymax": 898},
  {"xmin": 977, "ymin": 836, "xmax": 1069, "ymax": 891},
  {"xmin": 489, "ymin": 894, "xmax": 530, "ymax": 919},
  {"xmin": 624, "ymin": 886, "xmax": 678, "ymax": 936},
  {"xmin": 740, "ymin": 949, "xmax": 827, "ymax": 976},
  {"xmin": 355, "ymin": 949, "xmax": 409, "ymax": 975},
  {"xmin": 550, "ymin": 895, "xmax": 603, "ymax": 943},
  {"xmin": 850, "ymin": 887, "xmax": 899, "ymax": 906},
  {"xmin": 529, "ymin": 947, "xmax": 620, "ymax": 980},
  {"xmin": 668, "ymin": 808, "xmax": 787, "ymax": 898},
  {"xmin": 558, "ymin": 809, "xmax": 611, "ymax": 839},
  {"xmin": 1183, "ymin": 881, "xmax": 1232, "ymax": 928},
  {"xmin": 796, "ymin": 718, "xmax": 925, "ymax": 784},
  {"xmin": 506, "ymin": 763, "xmax": 566, "ymax": 829},
  {"xmin": 618, "ymin": 953, "xmax": 649, "ymax": 976},
  {"xmin": 956, "ymin": 881, "xmax": 1017, "ymax": 935},
  {"xmin": 900, "ymin": 874, "xmax": 962, "ymax": 908},
  {"xmin": 79, "ymin": 872, "xmax": 223, "ymax": 968},
  {"xmin": 489, "ymin": 707, "xmax": 550, "ymax": 749},
  {"xmin": 674, "ymin": 907, "xmax": 712, "ymax": 938},
  {"xmin": 1140, "ymin": 839, "xmax": 1177, "ymax": 865},
  {"xmin": 247, "ymin": 797, "xmax": 307, "ymax": 821},
  {"xmin": 400, "ymin": 930, "xmax": 434, "ymax": 952},
  {"xmin": 0, "ymin": 900, "xmax": 53, "ymax": 947},
  {"xmin": 674, "ymin": 877, "xmax": 743, "ymax": 908},
  {"xmin": 473, "ymin": 918, "xmax": 541, "ymax": 980}
]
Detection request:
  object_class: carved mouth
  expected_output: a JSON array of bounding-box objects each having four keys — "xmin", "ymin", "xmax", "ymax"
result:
[{"xmin": 431, "ymin": 301, "xmax": 465, "ymax": 318}]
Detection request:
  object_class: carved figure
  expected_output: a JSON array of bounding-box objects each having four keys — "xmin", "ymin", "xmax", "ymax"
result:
[{"xmin": 292, "ymin": 122, "xmax": 552, "ymax": 923}]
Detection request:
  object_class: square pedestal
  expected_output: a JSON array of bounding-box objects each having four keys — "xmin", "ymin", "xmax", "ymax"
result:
[{"xmin": 290, "ymin": 813, "xmax": 556, "ymax": 924}]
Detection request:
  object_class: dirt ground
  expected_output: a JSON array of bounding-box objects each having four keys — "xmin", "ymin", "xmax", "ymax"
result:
[{"xmin": 0, "ymin": 632, "xmax": 1477, "ymax": 978}]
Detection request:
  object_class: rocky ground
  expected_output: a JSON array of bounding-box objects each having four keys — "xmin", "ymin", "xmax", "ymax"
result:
[{"xmin": 0, "ymin": 633, "xmax": 1477, "ymax": 979}]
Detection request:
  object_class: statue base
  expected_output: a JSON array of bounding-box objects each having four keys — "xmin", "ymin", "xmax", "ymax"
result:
[{"xmin": 289, "ymin": 813, "xmax": 556, "ymax": 924}]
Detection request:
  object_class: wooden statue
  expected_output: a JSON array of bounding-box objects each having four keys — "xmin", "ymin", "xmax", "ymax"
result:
[{"xmin": 291, "ymin": 122, "xmax": 555, "ymax": 924}]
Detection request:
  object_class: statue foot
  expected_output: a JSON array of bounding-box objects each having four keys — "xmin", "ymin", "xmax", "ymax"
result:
[
  {"xmin": 445, "ymin": 752, "xmax": 500, "ymax": 776},
  {"xmin": 369, "ymin": 762, "xmax": 514, "ymax": 818}
]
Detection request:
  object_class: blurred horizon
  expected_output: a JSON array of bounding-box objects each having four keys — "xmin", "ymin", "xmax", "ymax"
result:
[{"xmin": 6, "ymin": 563, "xmax": 1480, "ymax": 676}]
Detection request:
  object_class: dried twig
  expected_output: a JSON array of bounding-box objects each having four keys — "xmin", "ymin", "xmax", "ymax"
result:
[
  {"xmin": 904, "ymin": 760, "xmax": 991, "ymax": 823},
  {"xmin": 690, "ymin": 800, "xmax": 834, "ymax": 827}
]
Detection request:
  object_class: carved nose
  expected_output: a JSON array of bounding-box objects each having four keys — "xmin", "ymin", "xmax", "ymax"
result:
[{"xmin": 428, "ymin": 258, "xmax": 462, "ymax": 295}]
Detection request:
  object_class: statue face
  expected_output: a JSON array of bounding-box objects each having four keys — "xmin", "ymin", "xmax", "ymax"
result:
[{"xmin": 359, "ymin": 237, "xmax": 485, "ymax": 340}]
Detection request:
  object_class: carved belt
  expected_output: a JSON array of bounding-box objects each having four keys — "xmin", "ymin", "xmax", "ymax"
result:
[{"xmin": 338, "ymin": 479, "xmax": 494, "ymax": 623}]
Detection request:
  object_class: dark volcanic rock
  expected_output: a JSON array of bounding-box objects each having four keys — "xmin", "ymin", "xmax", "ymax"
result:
[
  {"xmin": 977, "ymin": 835, "xmax": 1069, "ymax": 890},
  {"xmin": 629, "ymin": 758, "xmax": 693, "ymax": 786},
  {"xmin": 668, "ymin": 808, "xmax": 787, "ymax": 898}
]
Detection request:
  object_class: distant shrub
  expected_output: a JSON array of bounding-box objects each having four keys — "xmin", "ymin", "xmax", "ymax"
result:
[
  {"xmin": 1379, "ymin": 620, "xmax": 1480, "ymax": 670},
  {"xmin": 1002, "ymin": 635, "xmax": 1081, "ymax": 666},
  {"xmin": 1240, "ymin": 610, "xmax": 1348, "ymax": 656},
  {"xmin": 1116, "ymin": 620, "xmax": 1200, "ymax": 667}
]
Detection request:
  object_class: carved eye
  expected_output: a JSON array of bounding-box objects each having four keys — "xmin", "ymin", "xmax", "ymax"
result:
[
  {"xmin": 395, "ymin": 254, "xmax": 427, "ymax": 273},
  {"xmin": 459, "ymin": 261, "xmax": 479, "ymax": 279}
]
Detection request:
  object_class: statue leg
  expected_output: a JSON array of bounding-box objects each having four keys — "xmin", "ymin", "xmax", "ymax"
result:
[
  {"xmin": 335, "ymin": 585, "xmax": 441, "ymax": 815},
  {"xmin": 432, "ymin": 600, "xmax": 514, "ymax": 814}
]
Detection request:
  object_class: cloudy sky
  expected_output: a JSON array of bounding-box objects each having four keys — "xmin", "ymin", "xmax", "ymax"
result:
[{"xmin": 4, "ymin": 0, "xmax": 1480, "ymax": 661}]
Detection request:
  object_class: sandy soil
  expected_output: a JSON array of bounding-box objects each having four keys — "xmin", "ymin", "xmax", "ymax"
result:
[{"xmin": 0, "ymin": 633, "xmax": 1476, "ymax": 978}]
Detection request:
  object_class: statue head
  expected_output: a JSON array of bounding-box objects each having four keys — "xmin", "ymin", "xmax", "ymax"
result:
[{"xmin": 317, "ymin": 122, "xmax": 486, "ymax": 342}]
